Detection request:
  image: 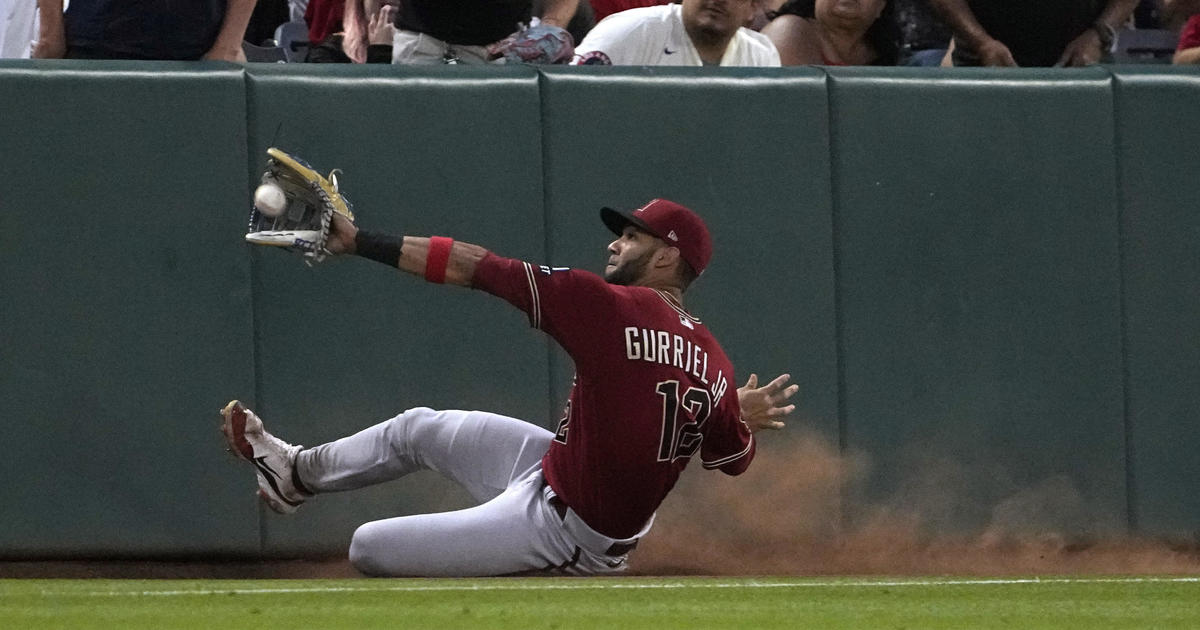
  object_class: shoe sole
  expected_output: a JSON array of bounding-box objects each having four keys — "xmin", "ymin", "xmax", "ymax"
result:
[
  {"xmin": 221, "ymin": 400, "xmax": 255, "ymax": 461},
  {"xmin": 220, "ymin": 399, "xmax": 302, "ymax": 514}
]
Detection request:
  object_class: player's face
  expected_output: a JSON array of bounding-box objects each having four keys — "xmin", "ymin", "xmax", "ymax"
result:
[
  {"xmin": 682, "ymin": 0, "xmax": 757, "ymax": 39},
  {"xmin": 604, "ymin": 226, "xmax": 660, "ymax": 286}
]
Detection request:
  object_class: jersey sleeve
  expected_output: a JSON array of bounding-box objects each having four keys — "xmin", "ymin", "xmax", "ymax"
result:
[
  {"xmin": 471, "ymin": 252, "xmax": 616, "ymax": 359},
  {"xmin": 700, "ymin": 391, "xmax": 755, "ymax": 475}
]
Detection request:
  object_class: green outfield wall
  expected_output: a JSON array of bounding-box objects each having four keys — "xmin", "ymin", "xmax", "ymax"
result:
[{"xmin": 0, "ymin": 62, "xmax": 1196, "ymax": 556}]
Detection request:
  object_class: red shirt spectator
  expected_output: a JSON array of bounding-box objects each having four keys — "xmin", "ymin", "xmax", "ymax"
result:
[
  {"xmin": 306, "ymin": 0, "xmax": 346, "ymax": 44},
  {"xmin": 1177, "ymin": 14, "xmax": 1200, "ymax": 50}
]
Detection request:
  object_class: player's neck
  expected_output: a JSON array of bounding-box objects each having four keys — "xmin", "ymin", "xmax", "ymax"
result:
[{"xmin": 637, "ymin": 280, "xmax": 684, "ymax": 305}]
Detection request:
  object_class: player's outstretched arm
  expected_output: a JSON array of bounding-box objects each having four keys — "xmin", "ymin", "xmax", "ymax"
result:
[
  {"xmin": 325, "ymin": 212, "xmax": 488, "ymax": 286},
  {"xmin": 738, "ymin": 373, "xmax": 799, "ymax": 433}
]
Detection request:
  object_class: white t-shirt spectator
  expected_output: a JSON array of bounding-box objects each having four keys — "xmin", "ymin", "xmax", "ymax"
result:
[
  {"xmin": 572, "ymin": 3, "xmax": 780, "ymax": 66},
  {"xmin": 1, "ymin": 0, "xmax": 39, "ymax": 58}
]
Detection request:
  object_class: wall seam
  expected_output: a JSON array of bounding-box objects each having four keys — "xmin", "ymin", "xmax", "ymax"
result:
[
  {"xmin": 537, "ymin": 69, "xmax": 558, "ymax": 428},
  {"xmin": 243, "ymin": 69, "xmax": 270, "ymax": 552},
  {"xmin": 1110, "ymin": 69, "xmax": 1137, "ymax": 535},
  {"xmin": 824, "ymin": 69, "xmax": 850, "ymax": 532}
]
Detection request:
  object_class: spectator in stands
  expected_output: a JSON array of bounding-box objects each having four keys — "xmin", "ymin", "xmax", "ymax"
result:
[
  {"xmin": 0, "ymin": 0, "xmax": 39, "ymax": 58},
  {"xmin": 762, "ymin": 0, "xmax": 899, "ymax": 65},
  {"xmin": 1172, "ymin": 12, "xmax": 1200, "ymax": 63},
  {"xmin": 572, "ymin": 0, "xmax": 781, "ymax": 65},
  {"xmin": 308, "ymin": 0, "xmax": 397, "ymax": 62},
  {"xmin": 893, "ymin": 0, "xmax": 952, "ymax": 65},
  {"xmin": 537, "ymin": 0, "xmax": 598, "ymax": 45},
  {"xmin": 305, "ymin": 0, "xmax": 345, "ymax": 48},
  {"xmin": 929, "ymin": 0, "xmax": 1139, "ymax": 66},
  {"xmin": 391, "ymin": 0, "xmax": 578, "ymax": 64},
  {"xmin": 33, "ymin": 0, "xmax": 258, "ymax": 61},
  {"xmin": 1161, "ymin": 0, "xmax": 1200, "ymax": 63}
]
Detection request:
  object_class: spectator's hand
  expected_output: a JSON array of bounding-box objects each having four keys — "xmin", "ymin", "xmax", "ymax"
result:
[
  {"xmin": 976, "ymin": 37, "xmax": 1018, "ymax": 66},
  {"xmin": 1056, "ymin": 29, "xmax": 1104, "ymax": 67},
  {"xmin": 369, "ymin": 4, "xmax": 398, "ymax": 46},
  {"xmin": 203, "ymin": 43, "xmax": 247, "ymax": 62}
]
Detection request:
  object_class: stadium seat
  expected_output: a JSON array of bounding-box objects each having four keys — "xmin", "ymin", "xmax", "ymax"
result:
[
  {"xmin": 273, "ymin": 20, "xmax": 311, "ymax": 63},
  {"xmin": 1113, "ymin": 28, "xmax": 1179, "ymax": 63},
  {"xmin": 242, "ymin": 40, "xmax": 288, "ymax": 63}
]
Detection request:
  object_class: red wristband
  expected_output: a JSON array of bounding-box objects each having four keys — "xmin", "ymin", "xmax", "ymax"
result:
[{"xmin": 424, "ymin": 236, "xmax": 454, "ymax": 283}]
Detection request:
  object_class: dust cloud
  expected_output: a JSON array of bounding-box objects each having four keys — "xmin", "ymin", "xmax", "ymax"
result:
[{"xmin": 631, "ymin": 431, "xmax": 1200, "ymax": 576}]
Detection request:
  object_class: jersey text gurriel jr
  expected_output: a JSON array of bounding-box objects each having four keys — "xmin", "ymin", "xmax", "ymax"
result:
[{"xmin": 472, "ymin": 253, "xmax": 755, "ymax": 539}]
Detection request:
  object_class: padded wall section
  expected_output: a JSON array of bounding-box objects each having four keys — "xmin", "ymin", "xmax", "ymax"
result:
[
  {"xmin": 828, "ymin": 68, "xmax": 1127, "ymax": 535},
  {"xmin": 1114, "ymin": 68, "xmax": 1200, "ymax": 537},
  {"xmin": 538, "ymin": 67, "xmax": 840, "ymax": 459},
  {"xmin": 0, "ymin": 61, "xmax": 256, "ymax": 554},
  {"xmin": 244, "ymin": 65, "xmax": 549, "ymax": 553}
]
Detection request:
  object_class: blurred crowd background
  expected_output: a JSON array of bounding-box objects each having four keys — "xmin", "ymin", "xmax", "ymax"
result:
[{"xmin": 1, "ymin": 0, "xmax": 1197, "ymax": 67}]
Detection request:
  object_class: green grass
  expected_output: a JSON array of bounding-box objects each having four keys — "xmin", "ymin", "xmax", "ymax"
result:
[{"xmin": 3, "ymin": 576, "xmax": 1199, "ymax": 629}]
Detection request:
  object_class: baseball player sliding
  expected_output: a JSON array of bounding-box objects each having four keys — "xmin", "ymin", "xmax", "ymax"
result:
[{"xmin": 222, "ymin": 198, "xmax": 798, "ymax": 576}]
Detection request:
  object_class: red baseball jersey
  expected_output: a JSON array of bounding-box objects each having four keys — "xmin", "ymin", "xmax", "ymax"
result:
[{"xmin": 473, "ymin": 252, "xmax": 755, "ymax": 538}]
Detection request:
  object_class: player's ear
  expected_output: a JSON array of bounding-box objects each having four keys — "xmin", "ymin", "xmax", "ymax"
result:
[{"xmin": 654, "ymin": 245, "xmax": 682, "ymax": 270}]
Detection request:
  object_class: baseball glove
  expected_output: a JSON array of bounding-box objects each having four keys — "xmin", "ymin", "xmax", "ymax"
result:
[
  {"xmin": 244, "ymin": 148, "xmax": 355, "ymax": 265},
  {"xmin": 487, "ymin": 21, "xmax": 574, "ymax": 65}
]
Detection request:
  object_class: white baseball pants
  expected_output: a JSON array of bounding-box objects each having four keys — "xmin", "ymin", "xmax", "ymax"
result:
[{"xmin": 294, "ymin": 407, "xmax": 649, "ymax": 576}]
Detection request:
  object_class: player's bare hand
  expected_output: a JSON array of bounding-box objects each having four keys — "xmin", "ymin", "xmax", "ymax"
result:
[
  {"xmin": 738, "ymin": 373, "xmax": 799, "ymax": 433},
  {"xmin": 325, "ymin": 211, "xmax": 359, "ymax": 255}
]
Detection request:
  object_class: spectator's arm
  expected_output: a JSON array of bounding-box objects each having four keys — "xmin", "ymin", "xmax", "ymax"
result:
[
  {"xmin": 928, "ymin": 0, "xmax": 1017, "ymax": 65},
  {"xmin": 1175, "ymin": 46, "xmax": 1200, "ymax": 64},
  {"xmin": 760, "ymin": 15, "xmax": 822, "ymax": 65},
  {"xmin": 204, "ymin": 0, "xmax": 259, "ymax": 62},
  {"xmin": 1095, "ymin": 0, "xmax": 1139, "ymax": 30},
  {"xmin": 538, "ymin": 0, "xmax": 579, "ymax": 29},
  {"xmin": 1056, "ymin": 0, "xmax": 1137, "ymax": 66},
  {"xmin": 33, "ymin": 0, "xmax": 66, "ymax": 58}
]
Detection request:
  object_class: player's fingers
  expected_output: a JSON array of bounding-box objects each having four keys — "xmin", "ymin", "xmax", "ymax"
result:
[
  {"xmin": 744, "ymin": 373, "xmax": 758, "ymax": 389},
  {"xmin": 766, "ymin": 373, "xmax": 791, "ymax": 393},
  {"xmin": 766, "ymin": 404, "xmax": 795, "ymax": 418},
  {"xmin": 780, "ymin": 384, "xmax": 800, "ymax": 401}
]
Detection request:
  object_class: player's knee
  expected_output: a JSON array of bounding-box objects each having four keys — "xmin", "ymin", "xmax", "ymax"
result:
[
  {"xmin": 348, "ymin": 522, "xmax": 391, "ymax": 576},
  {"xmin": 391, "ymin": 406, "xmax": 448, "ymax": 443}
]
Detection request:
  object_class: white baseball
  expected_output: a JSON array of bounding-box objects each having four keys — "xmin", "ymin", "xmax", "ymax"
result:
[{"xmin": 254, "ymin": 183, "xmax": 287, "ymax": 217}]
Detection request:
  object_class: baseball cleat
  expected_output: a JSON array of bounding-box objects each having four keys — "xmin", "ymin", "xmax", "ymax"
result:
[{"xmin": 220, "ymin": 400, "xmax": 307, "ymax": 514}]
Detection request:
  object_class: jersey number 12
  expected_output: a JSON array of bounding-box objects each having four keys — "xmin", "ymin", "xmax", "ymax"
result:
[{"xmin": 656, "ymin": 380, "xmax": 711, "ymax": 462}]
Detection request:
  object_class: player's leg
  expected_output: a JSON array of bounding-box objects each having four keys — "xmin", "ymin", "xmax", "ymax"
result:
[
  {"xmin": 295, "ymin": 407, "xmax": 552, "ymax": 504},
  {"xmin": 347, "ymin": 469, "xmax": 608, "ymax": 577}
]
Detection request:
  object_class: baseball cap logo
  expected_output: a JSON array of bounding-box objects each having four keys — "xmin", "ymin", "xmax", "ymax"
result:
[{"xmin": 667, "ymin": 230, "xmax": 678, "ymax": 242}]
